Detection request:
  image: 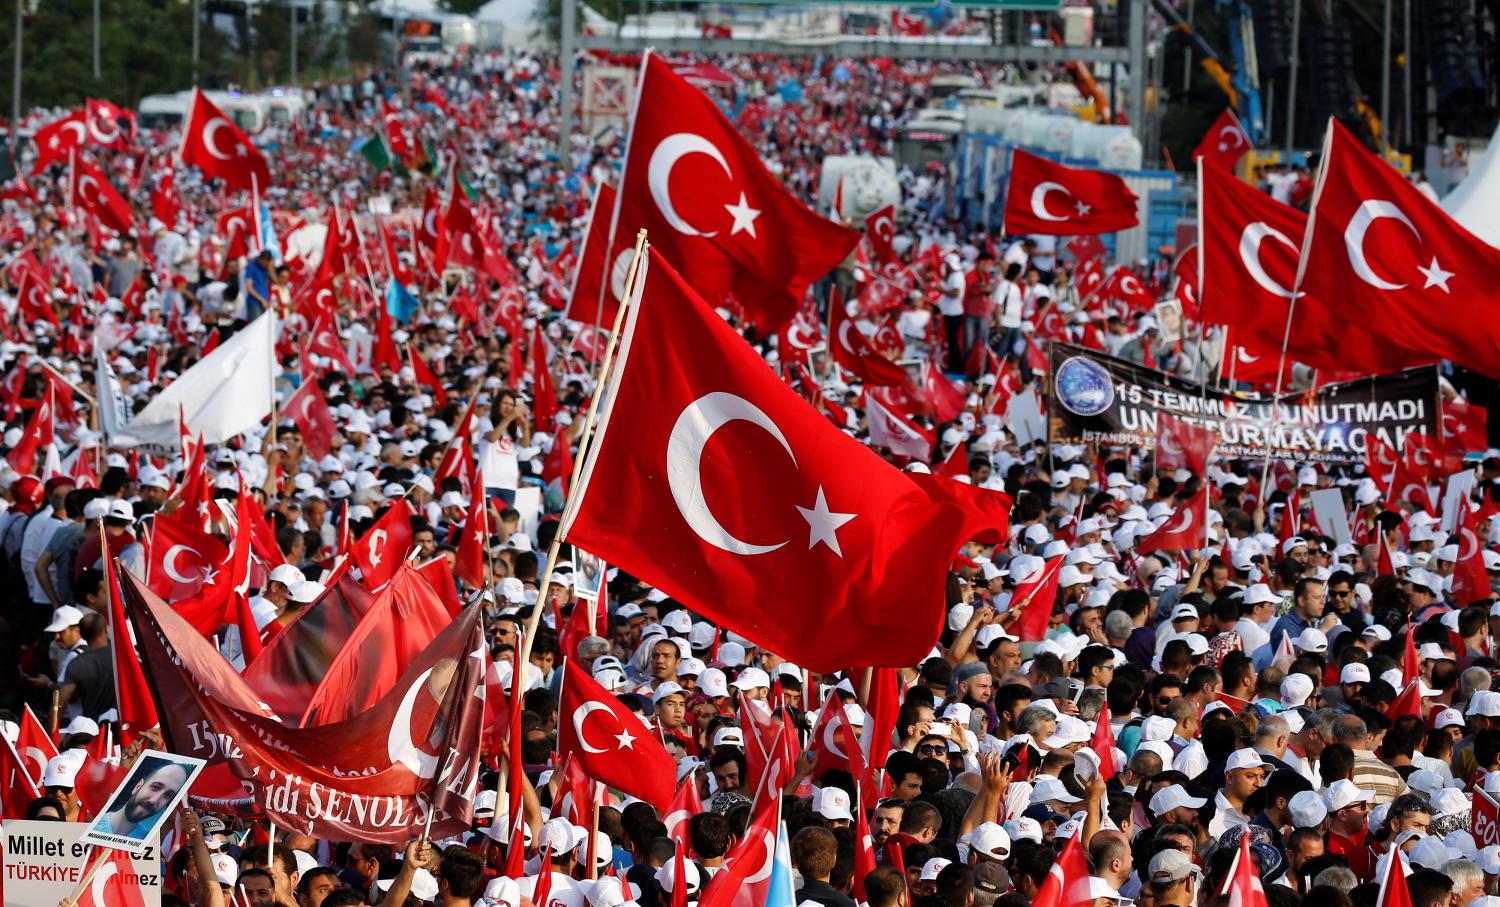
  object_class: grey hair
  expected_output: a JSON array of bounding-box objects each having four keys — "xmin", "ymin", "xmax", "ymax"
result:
[
  {"xmin": 1077, "ymin": 689, "xmax": 1106, "ymax": 723},
  {"xmin": 1128, "ymin": 749, "xmax": 1163, "ymax": 778},
  {"xmin": 1254, "ymin": 715, "xmax": 1290, "ymax": 743},
  {"xmin": 1443, "ymin": 860, "xmax": 1484, "ymax": 895},
  {"xmin": 1104, "ymin": 610, "xmax": 1134, "ymax": 645},
  {"xmin": 578, "ymin": 635, "xmax": 611, "ymax": 660},
  {"xmin": 1312, "ymin": 867, "xmax": 1358, "ymax": 892},
  {"xmin": 1461, "ymin": 667, "xmax": 1492, "ymax": 708},
  {"xmin": 1330, "ymin": 714, "xmax": 1369, "ymax": 745},
  {"xmin": 1016, "ymin": 704, "xmax": 1056, "ymax": 737}
]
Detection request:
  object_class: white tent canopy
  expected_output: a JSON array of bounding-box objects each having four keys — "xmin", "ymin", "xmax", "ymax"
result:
[{"xmin": 1440, "ymin": 122, "xmax": 1500, "ymax": 249}]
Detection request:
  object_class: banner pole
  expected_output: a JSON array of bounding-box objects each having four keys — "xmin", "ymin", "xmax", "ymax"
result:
[{"xmin": 516, "ymin": 229, "xmax": 647, "ymax": 673}]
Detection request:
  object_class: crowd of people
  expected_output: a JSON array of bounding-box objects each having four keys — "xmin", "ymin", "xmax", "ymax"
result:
[{"xmin": 0, "ymin": 38, "xmax": 1499, "ymax": 907}]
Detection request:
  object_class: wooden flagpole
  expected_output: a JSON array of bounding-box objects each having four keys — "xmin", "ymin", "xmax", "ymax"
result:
[{"xmin": 516, "ymin": 229, "xmax": 646, "ymax": 674}]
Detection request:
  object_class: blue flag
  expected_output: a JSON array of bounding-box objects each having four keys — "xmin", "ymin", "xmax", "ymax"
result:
[
  {"xmin": 385, "ymin": 279, "xmax": 419, "ymax": 324},
  {"xmin": 765, "ymin": 822, "xmax": 796, "ymax": 907}
]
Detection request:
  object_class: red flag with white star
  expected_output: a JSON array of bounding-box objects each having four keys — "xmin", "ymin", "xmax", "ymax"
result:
[
  {"xmin": 564, "ymin": 250, "xmax": 1005, "ymax": 670},
  {"xmin": 612, "ymin": 53, "xmax": 860, "ymax": 331},
  {"xmin": 558, "ymin": 658, "xmax": 676, "ymax": 810},
  {"xmin": 1003, "ymin": 148, "xmax": 1138, "ymax": 236},
  {"xmin": 1192, "ymin": 109, "xmax": 1252, "ymax": 171},
  {"xmin": 1301, "ymin": 119, "xmax": 1500, "ymax": 377}
]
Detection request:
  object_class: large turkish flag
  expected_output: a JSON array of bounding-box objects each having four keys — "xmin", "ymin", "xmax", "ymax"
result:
[
  {"xmin": 563, "ymin": 248, "xmax": 1007, "ymax": 670},
  {"xmin": 1003, "ymin": 148, "xmax": 1138, "ymax": 235},
  {"xmin": 612, "ymin": 53, "xmax": 860, "ymax": 331},
  {"xmin": 1301, "ymin": 119, "xmax": 1500, "ymax": 377}
]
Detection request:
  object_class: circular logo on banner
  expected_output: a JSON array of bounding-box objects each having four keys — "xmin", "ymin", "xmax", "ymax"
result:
[{"xmin": 1055, "ymin": 356, "xmax": 1115, "ymax": 416}]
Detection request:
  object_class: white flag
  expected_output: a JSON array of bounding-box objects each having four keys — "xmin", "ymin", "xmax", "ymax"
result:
[
  {"xmin": 94, "ymin": 344, "xmax": 133, "ymax": 439},
  {"xmin": 112, "ymin": 312, "xmax": 277, "ymax": 448}
]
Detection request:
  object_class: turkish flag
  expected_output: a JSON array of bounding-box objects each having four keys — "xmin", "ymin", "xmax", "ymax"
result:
[
  {"xmin": 102, "ymin": 531, "xmax": 159, "ymax": 745},
  {"xmin": 406, "ymin": 343, "xmax": 448, "ymax": 408},
  {"xmin": 565, "ymin": 182, "xmax": 627, "ymax": 327},
  {"xmin": 1136, "ymin": 487, "xmax": 1210, "ymax": 554},
  {"xmin": 1012, "ymin": 557, "xmax": 1063, "ymax": 642},
  {"xmin": 865, "ymin": 205, "xmax": 898, "ymax": 265},
  {"xmin": 1192, "ymin": 109, "xmax": 1252, "ymax": 171},
  {"xmin": 805, "ymin": 694, "xmax": 860, "ymax": 778},
  {"xmin": 1090, "ymin": 701, "xmax": 1119, "ymax": 780},
  {"xmin": 71, "ymin": 159, "xmax": 134, "ymax": 234},
  {"xmin": 612, "ymin": 53, "xmax": 860, "ymax": 331},
  {"xmin": 284, "ymin": 378, "xmax": 339, "ymax": 460},
  {"xmin": 0, "ymin": 733, "xmax": 39, "ymax": 818},
  {"xmin": 1199, "ymin": 162, "xmax": 1431, "ymax": 375},
  {"xmin": 1003, "ymin": 148, "xmax": 1139, "ymax": 236},
  {"xmin": 865, "ymin": 395, "xmax": 933, "ymax": 460},
  {"xmin": 72, "ymin": 846, "xmax": 149, "ymax": 907},
  {"xmin": 15, "ymin": 267, "xmax": 58, "ymax": 327},
  {"xmin": 6, "ymin": 382, "xmax": 54, "ymax": 474},
  {"xmin": 1374, "ymin": 820, "xmax": 1415, "ymax": 907},
  {"xmin": 566, "ymin": 250, "xmax": 1005, "ymax": 669},
  {"xmin": 1366, "ymin": 432, "xmax": 1401, "ymax": 494},
  {"xmin": 85, "ymin": 98, "xmax": 134, "ymax": 150},
  {"xmin": 1032, "ymin": 828, "xmax": 1092, "ymax": 907},
  {"xmin": 828, "ymin": 292, "xmax": 907, "ymax": 386},
  {"xmin": 240, "ymin": 573, "xmax": 376, "ymax": 720},
  {"xmin": 531, "ymin": 326, "xmax": 557, "ymax": 433},
  {"xmin": 297, "ymin": 563, "xmax": 459, "ymax": 726},
  {"xmin": 31, "ymin": 113, "xmax": 87, "ymax": 173},
  {"xmin": 1224, "ymin": 827, "xmax": 1272, "ymax": 907},
  {"xmin": 1302, "ymin": 119, "xmax": 1500, "ymax": 377},
  {"xmin": 1096, "ymin": 266, "xmax": 1155, "ymax": 313},
  {"xmin": 697, "ymin": 799, "xmax": 780, "ymax": 907},
  {"xmin": 453, "ymin": 488, "xmax": 489, "ymax": 588},
  {"xmin": 1220, "ymin": 327, "xmax": 1295, "ymax": 390},
  {"xmin": 558, "ymin": 659, "xmax": 676, "ymax": 810},
  {"xmin": 216, "ymin": 205, "xmax": 254, "ymax": 263},
  {"xmin": 351, "ymin": 499, "xmax": 415, "ymax": 590},
  {"xmin": 17, "ymin": 705, "xmax": 58, "ymax": 784},
  {"xmin": 381, "ymin": 98, "xmax": 412, "ymax": 158},
  {"xmin": 418, "ymin": 186, "xmax": 450, "ymax": 279},
  {"xmin": 1067, "ymin": 234, "xmax": 1106, "ymax": 264},
  {"xmin": 1440, "ymin": 395, "xmax": 1488, "ymax": 452},
  {"xmin": 1155, "ymin": 413, "xmax": 1215, "ymax": 476},
  {"xmin": 664, "ymin": 774, "xmax": 704, "ymax": 846},
  {"xmin": 923, "ymin": 361, "xmax": 967, "ymax": 422},
  {"xmin": 305, "ymin": 312, "xmax": 358, "ymax": 375},
  {"xmin": 178, "ymin": 88, "xmax": 271, "ymax": 192}
]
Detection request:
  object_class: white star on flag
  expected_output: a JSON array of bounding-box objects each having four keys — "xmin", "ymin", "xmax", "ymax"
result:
[
  {"xmin": 1074, "ymin": 200, "xmax": 1092, "ymax": 216},
  {"xmin": 1418, "ymin": 256, "xmax": 1454, "ymax": 292},
  {"xmin": 724, "ymin": 192, "xmax": 761, "ymax": 238},
  {"xmin": 615, "ymin": 728, "xmax": 636, "ymax": 750},
  {"xmin": 796, "ymin": 487, "xmax": 856, "ymax": 557}
]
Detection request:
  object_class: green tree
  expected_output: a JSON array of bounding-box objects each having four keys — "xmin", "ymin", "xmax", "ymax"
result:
[{"xmin": 0, "ymin": 0, "xmax": 225, "ymax": 110}]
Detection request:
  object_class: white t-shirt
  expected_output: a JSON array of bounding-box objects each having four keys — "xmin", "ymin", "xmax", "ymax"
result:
[
  {"xmin": 1266, "ymin": 172, "xmax": 1297, "ymax": 205},
  {"xmin": 937, "ymin": 270, "xmax": 966, "ymax": 316},
  {"xmin": 995, "ymin": 282, "xmax": 1024, "ymax": 329},
  {"xmin": 477, "ymin": 418, "xmax": 520, "ymax": 491},
  {"xmin": 1028, "ymin": 235, "xmax": 1057, "ymax": 271}
]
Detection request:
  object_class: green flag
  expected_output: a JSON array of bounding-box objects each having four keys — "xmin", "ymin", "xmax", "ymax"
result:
[{"xmin": 359, "ymin": 135, "xmax": 392, "ymax": 172}]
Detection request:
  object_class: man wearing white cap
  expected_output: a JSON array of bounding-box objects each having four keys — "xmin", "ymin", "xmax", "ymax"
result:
[
  {"xmin": 1325, "ymin": 779, "xmax": 1377, "ymax": 881},
  {"xmin": 1144, "ymin": 849, "xmax": 1199, "ymax": 907},
  {"xmin": 1235, "ymin": 583, "xmax": 1280, "ymax": 661},
  {"xmin": 1208, "ymin": 748, "xmax": 1267, "ymax": 837}
]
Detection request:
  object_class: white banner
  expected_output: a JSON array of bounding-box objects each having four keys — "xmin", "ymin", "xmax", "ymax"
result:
[{"xmin": 1, "ymin": 820, "xmax": 162, "ymax": 907}]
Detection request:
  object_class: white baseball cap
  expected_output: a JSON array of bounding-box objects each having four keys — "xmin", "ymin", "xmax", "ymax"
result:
[
  {"xmin": 652, "ymin": 682, "xmax": 687, "ymax": 706},
  {"xmin": 920, "ymin": 858, "xmax": 953, "ymax": 881},
  {"xmin": 968, "ymin": 822, "xmax": 1011, "ymax": 860},
  {"xmin": 41, "ymin": 750, "xmax": 86, "ymax": 788},
  {"xmin": 814, "ymin": 787, "xmax": 854, "ymax": 822},
  {"xmin": 43, "ymin": 605, "xmax": 85, "ymax": 633},
  {"xmin": 698, "ymin": 668, "xmax": 730, "ymax": 698},
  {"xmin": 1004, "ymin": 817, "xmax": 1043, "ymax": 844},
  {"xmin": 1435, "ymin": 708, "xmax": 1466, "ymax": 730},
  {"xmin": 1149, "ymin": 784, "xmax": 1206, "ymax": 816},
  {"xmin": 1293, "ymin": 628, "xmax": 1329, "ymax": 653},
  {"xmin": 379, "ymin": 869, "xmax": 438, "ymax": 901},
  {"xmin": 1340, "ymin": 664, "xmax": 1372, "ymax": 684},
  {"xmin": 1324, "ymin": 779, "xmax": 1375, "ymax": 811},
  {"xmin": 1280, "ymin": 674, "xmax": 1315, "ymax": 708},
  {"xmin": 1225, "ymin": 748, "xmax": 1268, "ymax": 773},
  {"xmin": 1243, "ymin": 584, "xmax": 1280, "ymax": 606},
  {"xmin": 731, "ymin": 667, "xmax": 770, "ymax": 691},
  {"xmin": 1289, "ymin": 790, "xmax": 1328, "ymax": 828}
]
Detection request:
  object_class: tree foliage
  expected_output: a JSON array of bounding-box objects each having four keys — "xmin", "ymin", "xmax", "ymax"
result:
[{"xmin": 0, "ymin": 0, "xmax": 221, "ymax": 111}]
